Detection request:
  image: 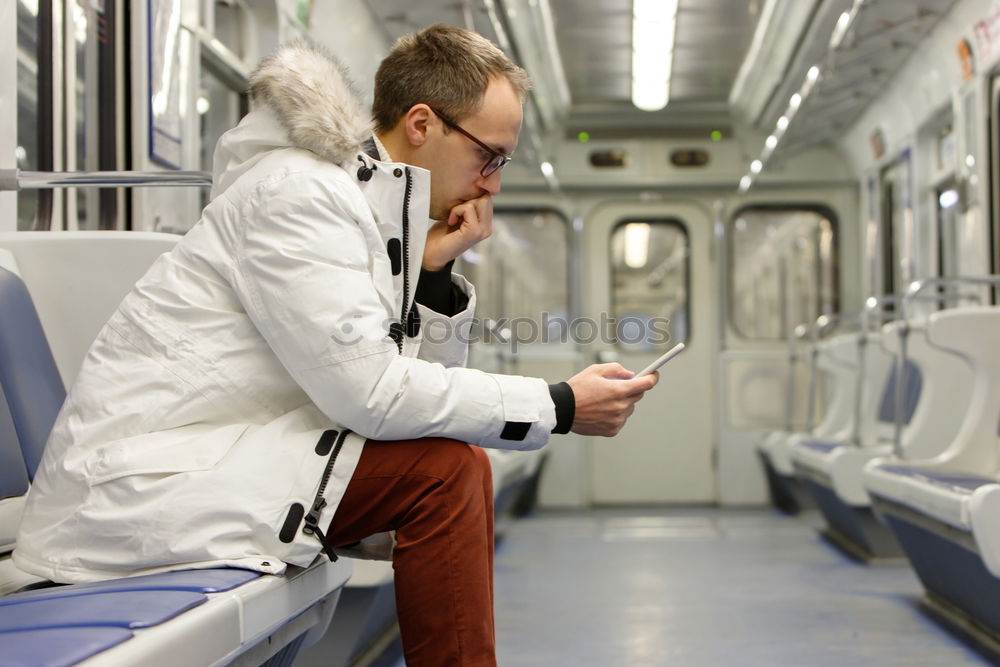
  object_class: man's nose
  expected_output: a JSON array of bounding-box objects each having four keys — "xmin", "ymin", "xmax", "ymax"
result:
[{"xmin": 477, "ymin": 169, "xmax": 502, "ymax": 195}]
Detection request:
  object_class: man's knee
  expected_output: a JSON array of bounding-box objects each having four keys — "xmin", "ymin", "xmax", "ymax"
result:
[{"xmin": 417, "ymin": 439, "xmax": 492, "ymax": 494}]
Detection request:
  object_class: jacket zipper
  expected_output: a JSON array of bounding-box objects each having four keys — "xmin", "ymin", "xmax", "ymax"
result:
[
  {"xmin": 302, "ymin": 429, "xmax": 350, "ymax": 561},
  {"xmin": 394, "ymin": 167, "xmax": 413, "ymax": 354}
]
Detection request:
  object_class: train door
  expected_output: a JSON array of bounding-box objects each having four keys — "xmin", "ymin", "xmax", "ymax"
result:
[
  {"xmin": 716, "ymin": 203, "xmax": 842, "ymax": 504},
  {"xmin": 583, "ymin": 200, "xmax": 714, "ymax": 504}
]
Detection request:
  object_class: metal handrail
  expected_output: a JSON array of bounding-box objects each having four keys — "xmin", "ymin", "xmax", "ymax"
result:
[
  {"xmin": 782, "ymin": 310, "xmax": 867, "ymax": 437},
  {"xmin": 802, "ymin": 312, "xmax": 862, "ymax": 432},
  {"xmin": 850, "ymin": 295, "xmax": 909, "ymax": 446},
  {"xmin": 0, "ymin": 169, "xmax": 212, "ymax": 190},
  {"xmin": 890, "ymin": 276, "xmax": 1000, "ymax": 458}
]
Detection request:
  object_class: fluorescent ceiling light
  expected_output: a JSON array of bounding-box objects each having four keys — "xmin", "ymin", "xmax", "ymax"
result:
[
  {"xmin": 632, "ymin": 0, "xmax": 678, "ymax": 112},
  {"xmin": 830, "ymin": 11, "xmax": 851, "ymax": 49},
  {"xmin": 624, "ymin": 222, "xmax": 651, "ymax": 268}
]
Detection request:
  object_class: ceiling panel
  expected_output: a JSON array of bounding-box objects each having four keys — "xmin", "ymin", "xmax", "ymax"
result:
[
  {"xmin": 778, "ymin": 0, "xmax": 960, "ymax": 154},
  {"xmin": 550, "ymin": 0, "xmax": 762, "ymax": 131}
]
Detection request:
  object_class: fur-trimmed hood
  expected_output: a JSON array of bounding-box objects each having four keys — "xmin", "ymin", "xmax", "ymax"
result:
[{"xmin": 211, "ymin": 43, "xmax": 371, "ymax": 197}]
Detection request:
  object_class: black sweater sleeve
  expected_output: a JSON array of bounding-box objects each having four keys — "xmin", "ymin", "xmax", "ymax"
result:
[
  {"xmin": 417, "ymin": 262, "xmax": 573, "ymax": 434},
  {"xmin": 548, "ymin": 382, "xmax": 575, "ymax": 434},
  {"xmin": 414, "ymin": 260, "xmax": 469, "ymax": 316}
]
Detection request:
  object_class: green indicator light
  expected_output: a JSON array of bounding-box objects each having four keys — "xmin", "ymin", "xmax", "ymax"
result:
[
  {"xmin": 711, "ymin": 130, "xmax": 723, "ymax": 142},
  {"xmin": 578, "ymin": 131, "xmax": 590, "ymax": 143}
]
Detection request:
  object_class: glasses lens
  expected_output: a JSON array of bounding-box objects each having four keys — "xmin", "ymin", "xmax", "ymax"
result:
[{"xmin": 483, "ymin": 154, "xmax": 506, "ymax": 177}]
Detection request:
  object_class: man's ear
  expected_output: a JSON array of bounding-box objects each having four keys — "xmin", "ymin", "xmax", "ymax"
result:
[{"xmin": 404, "ymin": 105, "xmax": 434, "ymax": 148}]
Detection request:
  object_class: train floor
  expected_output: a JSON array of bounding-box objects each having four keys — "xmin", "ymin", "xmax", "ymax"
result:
[{"xmin": 371, "ymin": 506, "xmax": 990, "ymax": 666}]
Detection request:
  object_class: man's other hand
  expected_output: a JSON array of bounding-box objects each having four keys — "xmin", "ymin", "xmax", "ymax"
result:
[
  {"xmin": 423, "ymin": 194, "xmax": 494, "ymax": 270},
  {"xmin": 566, "ymin": 363, "xmax": 659, "ymax": 437}
]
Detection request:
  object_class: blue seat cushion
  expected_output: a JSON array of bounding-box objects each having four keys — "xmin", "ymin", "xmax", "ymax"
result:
[
  {"xmin": 876, "ymin": 464, "xmax": 995, "ymax": 493},
  {"xmin": 0, "ymin": 381, "xmax": 29, "ymax": 500},
  {"xmin": 0, "ymin": 627, "xmax": 133, "ymax": 667},
  {"xmin": 798, "ymin": 439, "xmax": 843, "ymax": 455},
  {"xmin": 0, "ymin": 568, "xmax": 261, "ymax": 606},
  {"xmin": 877, "ymin": 359, "xmax": 922, "ymax": 425},
  {"xmin": 0, "ymin": 590, "xmax": 206, "ymax": 631},
  {"xmin": 0, "ymin": 267, "xmax": 66, "ymax": 479}
]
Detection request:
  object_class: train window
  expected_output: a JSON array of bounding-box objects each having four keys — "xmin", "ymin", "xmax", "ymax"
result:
[
  {"xmin": 68, "ymin": 0, "xmax": 121, "ymax": 230},
  {"xmin": 935, "ymin": 124, "xmax": 955, "ymax": 173},
  {"xmin": 936, "ymin": 182, "xmax": 962, "ymax": 279},
  {"xmin": 610, "ymin": 220, "xmax": 689, "ymax": 349},
  {"xmin": 877, "ymin": 157, "xmax": 913, "ymax": 311},
  {"xmin": 212, "ymin": 1, "xmax": 248, "ymax": 60},
  {"xmin": 454, "ymin": 210, "xmax": 569, "ymax": 351},
  {"xmin": 16, "ymin": 0, "xmax": 41, "ymax": 229},
  {"xmin": 728, "ymin": 207, "xmax": 837, "ymax": 340},
  {"xmin": 198, "ymin": 62, "xmax": 248, "ymax": 208}
]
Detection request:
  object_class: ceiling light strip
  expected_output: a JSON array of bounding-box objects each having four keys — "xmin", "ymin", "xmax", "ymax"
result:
[
  {"xmin": 632, "ymin": 0, "xmax": 679, "ymax": 112},
  {"xmin": 739, "ymin": 0, "xmax": 865, "ymax": 192}
]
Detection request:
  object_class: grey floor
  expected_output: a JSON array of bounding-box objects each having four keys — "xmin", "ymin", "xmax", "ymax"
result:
[{"xmin": 385, "ymin": 507, "xmax": 992, "ymax": 666}]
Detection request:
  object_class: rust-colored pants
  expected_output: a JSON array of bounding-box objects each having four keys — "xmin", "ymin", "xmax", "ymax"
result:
[{"xmin": 326, "ymin": 437, "xmax": 496, "ymax": 666}]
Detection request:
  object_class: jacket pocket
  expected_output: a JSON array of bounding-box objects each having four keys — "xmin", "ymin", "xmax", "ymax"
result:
[{"xmin": 87, "ymin": 423, "xmax": 250, "ymax": 485}]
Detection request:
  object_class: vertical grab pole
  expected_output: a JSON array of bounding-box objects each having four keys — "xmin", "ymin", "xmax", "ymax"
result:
[
  {"xmin": 852, "ymin": 297, "xmax": 878, "ymax": 447},
  {"xmin": 782, "ymin": 257, "xmax": 797, "ymax": 433},
  {"xmin": 805, "ymin": 315, "xmax": 829, "ymax": 433},
  {"xmin": 783, "ymin": 325, "xmax": 797, "ymax": 433},
  {"xmin": 892, "ymin": 297, "xmax": 910, "ymax": 459}
]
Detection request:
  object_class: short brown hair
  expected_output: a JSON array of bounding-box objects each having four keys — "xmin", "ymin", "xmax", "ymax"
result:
[{"xmin": 372, "ymin": 24, "xmax": 531, "ymax": 134}]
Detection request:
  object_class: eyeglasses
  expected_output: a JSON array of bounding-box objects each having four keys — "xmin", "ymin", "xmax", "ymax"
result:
[{"xmin": 431, "ymin": 108, "xmax": 512, "ymax": 178}]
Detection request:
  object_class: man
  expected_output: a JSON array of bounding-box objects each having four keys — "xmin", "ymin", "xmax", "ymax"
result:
[{"xmin": 15, "ymin": 25, "xmax": 657, "ymax": 665}]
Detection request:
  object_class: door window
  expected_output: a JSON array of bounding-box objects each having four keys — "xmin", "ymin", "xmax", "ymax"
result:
[{"xmin": 610, "ymin": 219, "xmax": 689, "ymax": 349}]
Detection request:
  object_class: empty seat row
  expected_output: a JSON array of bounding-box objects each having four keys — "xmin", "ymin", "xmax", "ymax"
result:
[
  {"xmin": 863, "ymin": 306, "xmax": 1000, "ymax": 641},
  {"xmin": 791, "ymin": 315, "xmax": 973, "ymax": 559},
  {"xmin": 758, "ymin": 331, "xmax": 860, "ymax": 513},
  {"xmin": 759, "ymin": 295, "xmax": 1000, "ymax": 651}
]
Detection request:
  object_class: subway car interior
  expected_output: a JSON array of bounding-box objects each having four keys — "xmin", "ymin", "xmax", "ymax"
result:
[{"xmin": 4, "ymin": 0, "xmax": 1000, "ymax": 664}]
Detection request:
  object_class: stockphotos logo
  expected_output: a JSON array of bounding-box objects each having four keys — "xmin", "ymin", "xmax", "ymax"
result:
[{"xmin": 331, "ymin": 312, "xmax": 671, "ymax": 351}]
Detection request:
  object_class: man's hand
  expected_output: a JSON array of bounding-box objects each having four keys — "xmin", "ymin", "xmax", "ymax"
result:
[
  {"xmin": 423, "ymin": 194, "xmax": 494, "ymax": 270},
  {"xmin": 566, "ymin": 363, "xmax": 659, "ymax": 436}
]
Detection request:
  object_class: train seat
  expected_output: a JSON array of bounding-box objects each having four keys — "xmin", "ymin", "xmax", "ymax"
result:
[
  {"xmin": 489, "ymin": 448, "xmax": 547, "ymax": 520},
  {"xmin": 793, "ymin": 317, "xmax": 972, "ymax": 499},
  {"xmin": 789, "ymin": 325, "xmax": 925, "ymax": 559},
  {"xmin": 757, "ymin": 332, "xmax": 862, "ymax": 513},
  {"xmin": 0, "ymin": 234, "xmax": 353, "ymax": 666},
  {"xmin": 864, "ymin": 307, "xmax": 1000, "ymax": 525},
  {"xmin": 862, "ymin": 305, "xmax": 1000, "ymax": 643}
]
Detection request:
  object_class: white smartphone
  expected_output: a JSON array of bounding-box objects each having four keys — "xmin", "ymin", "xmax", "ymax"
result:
[{"xmin": 636, "ymin": 342, "xmax": 686, "ymax": 377}]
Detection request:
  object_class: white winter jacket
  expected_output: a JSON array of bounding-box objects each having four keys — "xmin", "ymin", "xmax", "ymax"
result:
[{"xmin": 14, "ymin": 44, "xmax": 556, "ymax": 583}]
